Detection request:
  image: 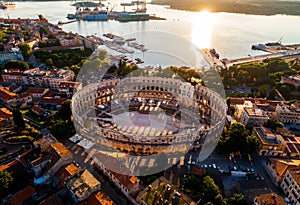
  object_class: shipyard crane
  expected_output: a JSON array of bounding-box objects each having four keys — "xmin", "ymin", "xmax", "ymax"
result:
[
  {"xmin": 120, "ymin": 0, "xmax": 146, "ymax": 13},
  {"xmin": 277, "ymin": 36, "xmax": 283, "ymax": 44}
]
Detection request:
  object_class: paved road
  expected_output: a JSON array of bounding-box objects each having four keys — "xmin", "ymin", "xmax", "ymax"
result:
[{"xmin": 251, "ymin": 155, "xmax": 280, "ymax": 194}]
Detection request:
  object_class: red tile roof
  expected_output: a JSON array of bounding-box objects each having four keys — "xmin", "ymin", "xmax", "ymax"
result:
[
  {"xmin": 254, "ymin": 193, "xmax": 287, "ymax": 205},
  {"xmin": 27, "ymin": 87, "xmax": 48, "ymax": 94},
  {"xmin": 38, "ymin": 193, "xmax": 64, "ymax": 205},
  {"xmin": 0, "ymin": 86, "xmax": 17, "ymax": 101},
  {"xmin": 10, "ymin": 186, "xmax": 36, "ymax": 205},
  {"xmin": 19, "ymin": 92, "xmax": 32, "ymax": 99},
  {"xmin": 42, "ymin": 90, "xmax": 56, "ymax": 97},
  {"xmin": 86, "ymin": 190, "xmax": 116, "ymax": 205},
  {"xmin": 31, "ymin": 104, "xmax": 45, "ymax": 116},
  {"xmin": 0, "ymin": 108, "xmax": 12, "ymax": 119},
  {"xmin": 39, "ymin": 97, "xmax": 68, "ymax": 105}
]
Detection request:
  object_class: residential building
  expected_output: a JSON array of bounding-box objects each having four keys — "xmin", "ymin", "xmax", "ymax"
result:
[
  {"xmin": 58, "ymin": 81, "xmax": 82, "ymax": 98},
  {"xmin": 66, "ymin": 169, "xmax": 101, "ymax": 203},
  {"xmin": 93, "ymin": 152, "xmax": 140, "ymax": 202},
  {"xmin": 277, "ymin": 128, "xmax": 300, "ymax": 157},
  {"xmin": 240, "ymin": 107, "xmax": 269, "ymax": 126},
  {"xmin": 254, "ymin": 192, "xmax": 287, "ymax": 205},
  {"xmin": 228, "ymin": 97, "xmax": 281, "ymax": 121},
  {"xmin": 85, "ymin": 190, "xmax": 116, "ymax": 205},
  {"xmin": 275, "ymin": 103, "xmax": 300, "ymax": 124},
  {"xmin": 38, "ymin": 193, "xmax": 64, "ymax": 205},
  {"xmin": 281, "ymin": 167, "xmax": 300, "ymax": 205},
  {"xmin": 31, "ymin": 104, "xmax": 46, "ymax": 117},
  {"xmin": 39, "ymin": 97, "xmax": 68, "ymax": 109},
  {"xmin": 18, "ymin": 92, "xmax": 33, "ymax": 108},
  {"xmin": 264, "ymin": 158, "xmax": 300, "ymax": 186},
  {"xmin": 2, "ymin": 68, "xmax": 75, "ymax": 89},
  {"xmin": 31, "ymin": 142, "xmax": 72, "ymax": 177},
  {"xmin": 0, "ymin": 86, "xmax": 18, "ymax": 106},
  {"xmin": 8, "ymin": 185, "xmax": 36, "ymax": 205},
  {"xmin": 26, "ymin": 87, "xmax": 49, "ymax": 99},
  {"xmin": 54, "ymin": 163, "xmax": 81, "ymax": 189},
  {"xmin": 0, "ymin": 51, "xmax": 24, "ymax": 65},
  {"xmin": 136, "ymin": 177, "xmax": 196, "ymax": 205},
  {"xmin": 0, "ymin": 108, "xmax": 14, "ymax": 128},
  {"xmin": 252, "ymin": 127, "xmax": 286, "ymax": 156},
  {"xmin": 9, "ymin": 84, "xmax": 22, "ymax": 93}
]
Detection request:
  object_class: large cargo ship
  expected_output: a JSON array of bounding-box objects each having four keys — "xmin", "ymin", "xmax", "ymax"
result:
[
  {"xmin": 86, "ymin": 11, "xmax": 108, "ymax": 21},
  {"xmin": 118, "ymin": 12, "xmax": 149, "ymax": 22}
]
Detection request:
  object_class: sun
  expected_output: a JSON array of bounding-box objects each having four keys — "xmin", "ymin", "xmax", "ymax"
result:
[{"xmin": 191, "ymin": 10, "xmax": 215, "ymax": 49}]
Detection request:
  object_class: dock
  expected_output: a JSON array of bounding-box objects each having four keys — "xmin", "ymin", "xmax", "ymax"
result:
[
  {"xmin": 57, "ymin": 19, "xmax": 78, "ymax": 26},
  {"xmin": 201, "ymin": 42, "xmax": 300, "ymax": 69},
  {"xmin": 200, "ymin": 48, "xmax": 225, "ymax": 69}
]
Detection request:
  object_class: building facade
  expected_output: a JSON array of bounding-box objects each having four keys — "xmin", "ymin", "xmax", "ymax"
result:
[{"xmin": 280, "ymin": 168, "xmax": 300, "ymax": 205}]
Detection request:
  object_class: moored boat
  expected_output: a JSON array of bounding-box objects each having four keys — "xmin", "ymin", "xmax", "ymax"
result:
[{"xmin": 0, "ymin": 1, "xmax": 15, "ymax": 9}]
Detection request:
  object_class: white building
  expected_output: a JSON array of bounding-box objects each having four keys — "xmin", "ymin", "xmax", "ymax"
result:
[
  {"xmin": 275, "ymin": 103, "xmax": 300, "ymax": 124},
  {"xmin": 240, "ymin": 107, "xmax": 269, "ymax": 126},
  {"xmin": 280, "ymin": 167, "xmax": 300, "ymax": 205}
]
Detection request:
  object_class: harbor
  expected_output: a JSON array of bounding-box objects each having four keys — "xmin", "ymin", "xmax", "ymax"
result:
[{"xmin": 66, "ymin": 0, "xmax": 166, "ymax": 22}]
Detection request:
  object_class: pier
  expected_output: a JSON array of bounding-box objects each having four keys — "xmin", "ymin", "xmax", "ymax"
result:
[
  {"xmin": 201, "ymin": 42, "xmax": 300, "ymax": 69},
  {"xmin": 200, "ymin": 48, "xmax": 225, "ymax": 69}
]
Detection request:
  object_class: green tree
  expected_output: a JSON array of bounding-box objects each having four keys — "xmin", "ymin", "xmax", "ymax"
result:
[
  {"xmin": 18, "ymin": 43, "xmax": 32, "ymax": 60},
  {"xmin": 268, "ymin": 87, "xmax": 276, "ymax": 100},
  {"xmin": 4, "ymin": 60, "xmax": 29, "ymax": 71},
  {"xmin": 0, "ymin": 170, "xmax": 14, "ymax": 189},
  {"xmin": 256, "ymin": 84, "xmax": 268, "ymax": 98},
  {"xmin": 217, "ymin": 122, "xmax": 259, "ymax": 155},
  {"xmin": 69, "ymin": 65, "xmax": 81, "ymax": 75},
  {"xmin": 277, "ymin": 84, "xmax": 291, "ymax": 100},
  {"xmin": 45, "ymin": 58, "xmax": 53, "ymax": 66},
  {"xmin": 245, "ymin": 135, "xmax": 261, "ymax": 155},
  {"xmin": 200, "ymin": 176, "xmax": 222, "ymax": 204},
  {"xmin": 39, "ymin": 26, "xmax": 49, "ymax": 36},
  {"xmin": 57, "ymin": 100, "xmax": 72, "ymax": 123},
  {"xmin": 266, "ymin": 58, "xmax": 289, "ymax": 73},
  {"xmin": 228, "ymin": 193, "xmax": 246, "ymax": 205},
  {"xmin": 223, "ymin": 122, "xmax": 248, "ymax": 154},
  {"xmin": 13, "ymin": 109, "xmax": 25, "ymax": 129}
]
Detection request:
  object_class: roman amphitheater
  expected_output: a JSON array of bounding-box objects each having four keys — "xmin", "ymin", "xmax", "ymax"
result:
[{"xmin": 72, "ymin": 76, "xmax": 227, "ymax": 156}]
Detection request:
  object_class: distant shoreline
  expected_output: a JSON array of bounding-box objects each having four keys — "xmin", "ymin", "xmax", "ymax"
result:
[{"xmin": 150, "ymin": 0, "xmax": 300, "ymax": 16}]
